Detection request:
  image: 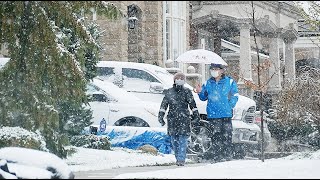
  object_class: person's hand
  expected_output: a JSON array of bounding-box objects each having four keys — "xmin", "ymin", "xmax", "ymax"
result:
[
  {"xmin": 159, "ymin": 119, "xmax": 165, "ymax": 126},
  {"xmin": 194, "ymin": 84, "xmax": 202, "ymax": 94},
  {"xmin": 192, "ymin": 123, "xmax": 201, "ymax": 134},
  {"xmin": 191, "ymin": 120, "xmax": 201, "ymax": 127}
]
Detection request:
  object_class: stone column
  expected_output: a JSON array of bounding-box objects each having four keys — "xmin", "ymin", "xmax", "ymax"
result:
[
  {"xmin": 238, "ymin": 23, "xmax": 252, "ymax": 97},
  {"xmin": 280, "ymin": 25, "xmax": 298, "ymax": 88},
  {"xmin": 239, "ymin": 23, "xmax": 252, "ymax": 82},
  {"xmin": 282, "ymin": 37, "xmax": 297, "ymax": 87},
  {"xmin": 213, "ymin": 20, "xmax": 221, "ymax": 56},
  {"xmin": 268, "ymin": 36, "xmax": 282, "ymax": 91}
]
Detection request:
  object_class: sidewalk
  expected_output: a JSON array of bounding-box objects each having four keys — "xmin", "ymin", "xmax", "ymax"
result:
[{"xmin": 74, "ymin": 162, "xmax": 208, "ymax": 179}]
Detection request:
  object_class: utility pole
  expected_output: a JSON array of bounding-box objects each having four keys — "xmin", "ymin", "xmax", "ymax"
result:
[{"xmin": 251, "ymin": 1, "xmax": 265, "ymax": 162}]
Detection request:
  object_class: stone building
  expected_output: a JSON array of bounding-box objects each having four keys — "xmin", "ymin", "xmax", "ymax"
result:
[
  {"xmin": 94, "ymin": 1, "xmax": 313, "ymax": 105},
  {"xmin": 91, "ymin": 1, "xmax": 190, "ymax": 68}
]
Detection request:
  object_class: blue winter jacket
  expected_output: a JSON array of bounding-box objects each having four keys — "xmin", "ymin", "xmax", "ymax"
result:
[{"xmin": 198, "ymin": 75, "xmax": 239, "ymax": 119}]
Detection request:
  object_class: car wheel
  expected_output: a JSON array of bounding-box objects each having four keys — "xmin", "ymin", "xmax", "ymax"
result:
[
  {"xmin": 187, "ymin": 125, "xmax": 213, "ymax": 155},
  {"xmin": 117, "ymin": 117, "xmax": 149, "ymax": 127}
]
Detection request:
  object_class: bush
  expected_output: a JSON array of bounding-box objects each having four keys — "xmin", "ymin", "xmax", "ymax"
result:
[
  {"xmin": 69, "ymin": 134, "xmax": 111, "ymax": 150},
  {"xmin": 306, "ymin": 131, "xmax": 320, "ymax": 148},
  {"xmin": 271, "ymin": 67, "xmax": 320, "ymax": 151},
  {"xmin": 267, "ymin": 116, "xmax": 318, "ymax": 151},
  {"xmin": 0, "ymin": 126, "xmax": 48, "ymax": 151}
]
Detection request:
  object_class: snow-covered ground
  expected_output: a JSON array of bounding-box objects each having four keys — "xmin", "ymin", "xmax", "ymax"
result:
[
  {"xmin": 65, "ymin": 147, "xmax": 178, "ymax": 172},
  {"xmin": 1, "ymin": 122, "xmax": 318, "ymax": 179},
  {"xmin": 66, "ymin": 146, "xmax": 320, "ymax": 179}
]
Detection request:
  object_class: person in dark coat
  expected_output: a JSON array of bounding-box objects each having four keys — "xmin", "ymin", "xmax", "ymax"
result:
[{"xmin": 158, "ymin": 72, "xmax": 200, "ymax": 166}]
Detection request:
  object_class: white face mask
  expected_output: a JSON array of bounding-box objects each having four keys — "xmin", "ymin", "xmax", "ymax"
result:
[
  {"xmin": 210, "ymin": 70, "xmax": 220, "ymax": 78},
  {"xmin": 175, "ymin": 79, "xmax": 185, "ymax": 86}
]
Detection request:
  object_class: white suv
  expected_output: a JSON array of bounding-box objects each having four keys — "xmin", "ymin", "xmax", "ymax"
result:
[
  {"xmin": 96, "ymin": 61, "xmax": 261, "ymax": 158},
  {"xmin": 86, "ymin": 78, "xmax": 161, "ymax": 127}
]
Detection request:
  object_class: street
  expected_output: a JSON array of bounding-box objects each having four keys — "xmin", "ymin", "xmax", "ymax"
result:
[
  {"xmin": 73, "ymin": 154, "xmax": 264, "ymax": 179},
  {"xmin": 74, "ymin": 162, "xmax": 208, "ymax": 179}
]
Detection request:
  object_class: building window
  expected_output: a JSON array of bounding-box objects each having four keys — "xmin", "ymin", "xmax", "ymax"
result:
[
  {"xmin": 166, "ymin": 1, "xmax": 170, "ymax": 14},
  {"xmin": 164, "ymin": 1, "xmax": 187, "ymax": 67},
  {"xmin": 166, "ymin": 19, "xmax": 171, "ymax": 61}
]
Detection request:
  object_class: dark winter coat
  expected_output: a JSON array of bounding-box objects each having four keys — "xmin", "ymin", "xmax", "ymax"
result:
[{"xmin": 158, "ymin": 84, "xmax": 200, "ymax": 136}]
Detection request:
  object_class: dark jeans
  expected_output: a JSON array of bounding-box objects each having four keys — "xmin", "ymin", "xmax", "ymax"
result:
[{"xmin": 206, "ymin": 118, "xmax": 233, "ymax": 161}]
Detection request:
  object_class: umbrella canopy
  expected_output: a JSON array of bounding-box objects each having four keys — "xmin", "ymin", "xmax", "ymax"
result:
[{"xmin": 175, "ymin": 49, "xmax": 228, "ymax": 66}]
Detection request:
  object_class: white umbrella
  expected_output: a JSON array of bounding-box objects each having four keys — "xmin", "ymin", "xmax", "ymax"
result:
[{"xmin": 175, "ymin": 49, "xmax": 228, "ymax": 66}]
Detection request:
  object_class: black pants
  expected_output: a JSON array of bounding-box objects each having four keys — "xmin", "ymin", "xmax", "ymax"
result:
[{"xmin": 206, "ymin": 118, "xmax": 233, "ymax": 160}]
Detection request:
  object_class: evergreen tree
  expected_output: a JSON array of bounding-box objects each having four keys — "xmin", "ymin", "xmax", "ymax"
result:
[
  {"xmin": 58, "ymin": 22, "xmax": 104, "ymax": 137},
  {"xmin": 0, "ymin": 1, "xmax": 122, "ymax": 158}
]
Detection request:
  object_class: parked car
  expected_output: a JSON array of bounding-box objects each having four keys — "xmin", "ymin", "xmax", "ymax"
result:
[
  {"xmin": 95, "ymin": 61, "xmax": 262, "ymax": 158},
  {"xmin": 86, "ymin": 78, "xmax": 161, "ymax": 128}
]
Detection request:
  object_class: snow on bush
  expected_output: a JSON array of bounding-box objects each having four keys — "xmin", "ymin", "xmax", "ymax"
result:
[
  {"xmin": 0, "ymin": 126, "xmax": 48, "ymax": 151},
  {"xmin": 69, "ymin": 134, "xmax": 111, "ymax": 150}
]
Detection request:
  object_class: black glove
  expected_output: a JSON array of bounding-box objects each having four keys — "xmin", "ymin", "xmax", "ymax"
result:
[
  {"xmin": 191, "ymin": 112, "xmax": 201, "ymax": 126},
  {"xmin": 193, "ymin": 110, "xmax": 201, "ymax": 120},
  {"xmin": 159, "ymin": 118, "xmax": 165, "ymax": 126},
  {"xmin": 193, "ymin": 115, "xmax": 200, "ymax": 122},
  {"xmin": 191, "ymin": 120, "xmax": 201, "ymax": 127},
  {"xmin": 191, "ymin": 117, "xmax": 201, "ymax": 134}
]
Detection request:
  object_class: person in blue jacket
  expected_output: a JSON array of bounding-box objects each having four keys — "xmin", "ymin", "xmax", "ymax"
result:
[{"xmin": 194, "ymin": 63, "xmax": 239, "ymax": 162}]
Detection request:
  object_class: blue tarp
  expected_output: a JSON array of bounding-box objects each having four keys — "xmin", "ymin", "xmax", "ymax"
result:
[{"xmin": 84, "ymin": 126, "xmax": 173, "ymax": 154}]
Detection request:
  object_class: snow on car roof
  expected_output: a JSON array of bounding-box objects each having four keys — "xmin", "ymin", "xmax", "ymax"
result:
[{"xmin": 97, "ymin": 61, "xmax": 168, "ymax": 73}]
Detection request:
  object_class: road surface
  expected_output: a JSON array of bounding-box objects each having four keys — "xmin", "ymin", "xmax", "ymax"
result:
[
  {"xmin": 74, "ymin": 154, "xmax": 285, "ymax": 179},
  {"xmin": 74, "ymin": 162, "xmax": 208, "ymax": 179}
]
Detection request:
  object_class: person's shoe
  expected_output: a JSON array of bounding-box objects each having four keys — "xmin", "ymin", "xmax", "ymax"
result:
[
  {"xmin": 224, "ymin": 156, "xmax": 232, "ymax": 161},
  {"xmin": 210, "ymin": 157, "xmax": 223, "ymax": 163},
  {"xmin": 176, "ymin": 161, "xmax": 185, "ymax": 166}
]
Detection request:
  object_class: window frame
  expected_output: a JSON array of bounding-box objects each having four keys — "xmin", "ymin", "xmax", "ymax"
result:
[{"xmin": 163, "ymin": 1, "xmax": 187, "ymax": 67}]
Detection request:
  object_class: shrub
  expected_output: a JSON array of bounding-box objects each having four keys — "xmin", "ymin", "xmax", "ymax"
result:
[
  {"xmin": 272, "ymin": 67, "xmax": 320, "ymax": 151},
  {"xmin": 0, "ymin": 126, "xmax": 48, "ymax": 151},
  {"xmin": 69, "ymin": 134, "xmax": 111, "ymax": 150}
]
